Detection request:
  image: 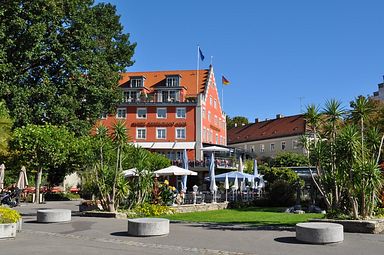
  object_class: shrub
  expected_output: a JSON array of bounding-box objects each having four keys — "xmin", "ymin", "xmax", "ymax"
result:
[
  {"xmin": 131, "ymin": 203, "xmax": 175, "ymax": 217},
  {"xmin": 0, "ymin": 207, "xmax": 21, "ymax": 223},
  {"xmin": 269, "ymin": 180, "xmax": 296, "ymax": 207},
  {"xmin": 44, "ymin": 192, "xmax": 81, "ymax": 201}
]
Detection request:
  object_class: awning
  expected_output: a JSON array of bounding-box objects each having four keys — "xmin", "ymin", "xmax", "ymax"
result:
[
  {"xmin": 173, "ymin": 142, "xmax": 196, "ymax": 149},
  {"xmin": 132, "ymin": 142, "xmax": 196, "ymax": 150},
  {"xmin": 151, "ymin": 142, "xmax": 175, "ymax": 149},
  {"xmin": 133, "ymin": 142, "xmax": 153, "ymax": 148}
]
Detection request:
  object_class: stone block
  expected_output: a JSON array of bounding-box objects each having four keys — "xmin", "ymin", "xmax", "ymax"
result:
[
  {"xmin": 296, "ymin": 222, "xmax": 343, "ymax": 244},
  {"xmin": 37, "ymin": 209, "xmax": 71, "ymax": 223},
  {"xmin": 128, "ymin": 218, "xmax": 169, "ymax": 236}
]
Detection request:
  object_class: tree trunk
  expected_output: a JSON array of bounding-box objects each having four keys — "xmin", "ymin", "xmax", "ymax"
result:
[{"xmin": 34, "ymin": 168, "xmax": 43, "ymax": 204}]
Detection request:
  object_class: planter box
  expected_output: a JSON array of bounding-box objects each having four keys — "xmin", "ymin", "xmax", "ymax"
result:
[
  {"xmin": 0, "ymin": 223, "xmax": 16, "ymax": 239},
  {"xmin": 310, "ymin": 218, "xmax": 384, "ymax": 234}
]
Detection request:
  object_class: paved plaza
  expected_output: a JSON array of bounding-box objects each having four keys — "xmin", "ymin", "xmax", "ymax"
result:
[{"xmin": 3, "ymin": 201, "xmax": 383, "ymax": 255}]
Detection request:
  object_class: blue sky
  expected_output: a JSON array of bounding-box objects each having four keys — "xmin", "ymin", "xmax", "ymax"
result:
[{"xmin": 96, "ymin": 0, "xmax": 384, "ymax": 121}]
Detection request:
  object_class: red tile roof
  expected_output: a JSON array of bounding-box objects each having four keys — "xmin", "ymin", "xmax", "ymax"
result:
[
  {"xmin": 227, "ymin": 114, "xmax": 306, "ymax": 144},
  {"xmin": 119, "ymin": 69, "xmax": 209, "ymax": 96}
]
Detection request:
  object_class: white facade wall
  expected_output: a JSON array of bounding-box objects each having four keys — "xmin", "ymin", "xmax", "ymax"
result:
[{"xmin": 230, "ymin": 135, "xmax": 306, "ymax": 158}]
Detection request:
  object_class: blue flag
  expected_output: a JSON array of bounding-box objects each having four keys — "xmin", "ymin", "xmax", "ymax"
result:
[{"xmin": 199, "ymin": 48, "xmax": 205, "ymax": 61}]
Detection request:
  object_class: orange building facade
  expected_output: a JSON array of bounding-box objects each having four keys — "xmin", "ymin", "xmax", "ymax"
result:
[{"xmin": 98, "ymin": 65, "xmax": 227, "ymax": 161}]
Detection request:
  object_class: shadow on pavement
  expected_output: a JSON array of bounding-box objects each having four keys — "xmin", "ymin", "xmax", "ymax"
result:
[{"xmin": 274, "ymin": 237, "xmax": 312, "ymax": 245}]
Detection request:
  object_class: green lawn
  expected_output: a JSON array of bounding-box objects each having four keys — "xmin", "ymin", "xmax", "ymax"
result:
[{"xmin": 163, "ymin": 207, "xmax": 324, "ymax": 227}]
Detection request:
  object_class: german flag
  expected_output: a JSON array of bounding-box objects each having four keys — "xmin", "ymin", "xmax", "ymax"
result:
[{"xmin": 222, "ymin": 76, "xmax": 230, "ymax": 85}]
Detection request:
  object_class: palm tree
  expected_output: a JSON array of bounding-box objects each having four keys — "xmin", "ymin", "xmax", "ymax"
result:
[
  {"xmin": 322, "ymin": 99, "xmax": 345, "ymax": 208},
  {"xmin": 350, "ymin": 96, "xmax": 374, "ymax": 161},
  {"xmin": 304, "ymin": 104, "xmax": 321, "ymax": 147},
  {"xmin": 110, "ymin": 121, "xmax": 128, "ymax": 212}
]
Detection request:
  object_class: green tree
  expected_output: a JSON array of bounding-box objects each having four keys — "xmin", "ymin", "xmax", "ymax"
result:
[
  {"xmin": 10, "ymin": 124, "xmax": 76, "ymax": 203},
  {"xmin": 271, "ymin": 152, "xmax": 309, "ymax": 167},
  {"xmin": 0, "ymin": 0, "xmax": 136, "ymax": 135},
  {"xmin": 226, "ymin": 115, "xmax": 249, "ymax": 129},
  {"xmin": 0, "ymin": 100, "xmax": 12, "ymax": 156}
]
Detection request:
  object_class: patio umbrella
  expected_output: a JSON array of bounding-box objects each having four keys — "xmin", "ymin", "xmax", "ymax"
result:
[
  {"xmin": 240, "ymin": 176, "xmax": 246, "ymax": 192},
  {"xmin": 253, "ymin": 159, "xmax": 259, "ymax": 176},
  {"xmin": 0, "ymin": 164, "xmax": 5, "ymax": 190},
  {"xmin": 16, "ymin": 166, "xmax": 28, "ymax": 189},
  {"xmin": 232, "ymin": 175, "xmax": 239, "ymax": 201},
  {"xmin": 233, "ymin": 175, "xmax": 239, "ymax": 190},
  {"xmin": 209, "ymin": 152, "xmax": 217, "ymax": 202},
  {"xmin": 181, "ymin": 149, "xmax": 188, "ymax": 192},
  {"xmin": 224, "ymin": 173, "xmax": 229, "ymax": 202},
  {"xmin": 122, "ymin": 168, "xmax": 138, "ymax": 177},
  {"xmin": 204, "ymin": 171, "xmax": 255, "ymax": 182},
  {"xmin": 201, "ymin": 146, "xmax": 231, "ymax": 152},
  {"xmin": 238, "ymin": 156, "xmax": 244, "ymax": 173},
  {"xmin": 154, "ymin": 165, "xmax": 197, "ymax": 177}
]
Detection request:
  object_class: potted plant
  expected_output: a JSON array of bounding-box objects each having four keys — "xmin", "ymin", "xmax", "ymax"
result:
[{"xmin": 0, "ymin": 207, "xmax": 22, "ymax": 239}]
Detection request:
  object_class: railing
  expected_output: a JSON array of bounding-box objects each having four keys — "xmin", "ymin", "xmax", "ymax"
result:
[{"xmin": 171, "ymin": 158, "xmax": 237, "ymax": 169}]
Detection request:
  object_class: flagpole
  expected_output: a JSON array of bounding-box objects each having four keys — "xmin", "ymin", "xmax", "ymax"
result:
[
  {"xmin": 221, "ymin": 81, "xmax": 224, "ymax": 111},
  {"xmin": 196, "ymin": 45, "xmax": 199, "ymax": 97}
]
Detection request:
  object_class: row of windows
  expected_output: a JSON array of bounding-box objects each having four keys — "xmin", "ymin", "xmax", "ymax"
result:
[
  {"xmin": 202, "ymin": 108, "xmax": 225, "ymax": 128},
  {"xmin": 136, "ymin": 127, "xmax": 186, "ymax": 140},
  {"xmin": 202, "ymin": 128, "xmax": 226, "ymax": 145},
  {"xmin": 129, "ymin": 75, "xmax": 180, "ymax": 88},
  {"xmin": 209, "ymin": 96, "xmax": 217, "ymax": 109},
  {"xmin": 253, "ymin": 140, "xmax": 299, "ymax": 153},
  {"xmin": 110, "ymin": 107, "xmax": 186, "ymax": 119}
]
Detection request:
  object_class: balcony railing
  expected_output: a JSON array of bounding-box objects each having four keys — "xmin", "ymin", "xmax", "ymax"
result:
[
  {"xmin": 171, "ymin": 157, "xmax": 237, "ymax": 170},
  {"xmin": 122, "ymin": 96, "xmax": 197, "ymax": 104}
]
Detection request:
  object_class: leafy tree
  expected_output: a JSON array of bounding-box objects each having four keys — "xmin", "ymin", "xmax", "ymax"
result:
[
  {"xmin": 92, "ymin": 123, "xmax": 170, "ymax": 211},
  {"xmin": 10, "ymin": 124, "xmax": 77, "ymax": 202},
  {"xmin": 226, "ymin": 115, "xmax": 249, "ymax": 129},
  {"xmin": 0, "ymin": 100, "xmax": 12, "ymax": 156},
  {"xmin": 271, "ymin": 152, "xmax": 309, "ymax": 167},
  {"xmin": 306, "ymin": 99, "xmax": 384, "ymax": 219},
  {"xmin": 0, "ymin": 0, "xmax": 136, "ymax": 135}
]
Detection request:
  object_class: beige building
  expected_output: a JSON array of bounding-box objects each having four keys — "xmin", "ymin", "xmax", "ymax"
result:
[
  {"xmin": 227, "ymin": 114, "xmax": 307, "ymax": 158},
  {"xmin": 370, "ymin": 81, "xmax": 384, "ymax": 101}
]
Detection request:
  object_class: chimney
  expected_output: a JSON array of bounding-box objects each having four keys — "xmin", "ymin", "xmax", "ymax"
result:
[
  {"xmin": 255, "ymin": 118, "xmax": 259, "ymax": 123},
  {"xmin": 276, "ymin": 114, "xmax": 283, "ymax": 119}
]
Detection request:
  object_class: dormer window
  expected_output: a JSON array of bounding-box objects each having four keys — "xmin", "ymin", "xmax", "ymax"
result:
[
  {"xmin": 130, "ymin": 76, "xmax": 145, "ymax": 88},
  {"xmin": 166, "ymin": 75, "xmax": 180, "ymax": 87}
]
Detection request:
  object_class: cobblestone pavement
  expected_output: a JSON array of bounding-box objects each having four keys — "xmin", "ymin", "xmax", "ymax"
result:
[{"xmin": 4, "ymin": 201, "xmax": 383, "ymax": 255}]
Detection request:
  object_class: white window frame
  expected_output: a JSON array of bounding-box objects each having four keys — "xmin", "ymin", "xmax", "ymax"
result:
[
  {"xmin": 166, "ymin": 76, "xmax": 179, "ymax": 87},
  {"xmin": 136, "ymin": 128, "xmax": 146, "ymax": 139},
  {"xmin": 270, "ymin": 143, "xmax": 275, "ymax": 151},
  {"xmin": 137, "ymin": 107, "xmax": 147, "ymax": 119},
  {"xmin": 156, "ymin": 127, "xmax": 166, "ymax": 139},
  {"xmin": 175, "ymin": 127, "xmax": 186, "ymax": 139},
  {"xmin": 176, "ymin": 107, "xmax": 186, "ymax": 119},
  {"xmin": 260, "ymin": 144, "xmax": 265, "ymax": 153},
  {"xmin": 116, "ymin": 108, "xmax": 126, "ymax": 119},
  {"xmin": 293, "ymin": 140, "xmax": 299, "ymax": 149},
  {"xmin": 281, "ymin": 141, "xmax": 286, "ymax": 150},
  {"xmin": 130, "ymin": 78, "xmax": 143, "ymax": 88},
  {"xmin": 156, "ymin": 107, "xmax": 167, "ymax": 119},
  {"xmin": 208, "ymin": 111, "xmax": 211, "ymax": 121}
]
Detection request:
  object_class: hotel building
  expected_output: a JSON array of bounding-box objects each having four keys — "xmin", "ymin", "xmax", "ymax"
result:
[{"xmin": 99, "ymin": 65, "xmax": 227, "ymax": 161}]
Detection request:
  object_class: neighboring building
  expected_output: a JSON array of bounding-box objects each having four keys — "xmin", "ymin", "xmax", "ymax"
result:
[
  {"xmin": 370, "ymin": 80, "xmax": 384, "ymax": 101},
  {"xmin": 227, "ymin": 114, "xmax": 307, "ymax": 158},
  {"xmin": 98, "ymin": 65, "xmax": 226, "ymax": 161}
]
